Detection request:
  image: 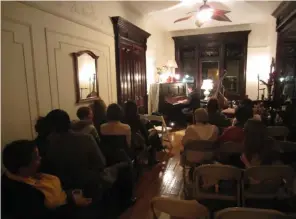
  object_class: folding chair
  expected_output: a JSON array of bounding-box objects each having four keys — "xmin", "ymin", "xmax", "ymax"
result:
[
  {"xmin": 194, "ymin": 164, "xmax": 243, "ymax": 207},
  {"xmin": 215, "ymin": 207, "xmax": 285, "ymax": 219},
  {"xmin": 182, "ymin": 140, "xmax": 216, "ymax": 199},
  {"xmin": 149, "ymin": 196, "xmax": 209, "ymax": 219},
  {"xmin": 267, "ymin": 126, "xmax": 289, "ymax": 141},
  {"xmin": 242, "ymin": 165, "xmax": 294, "ymax": 207},
  {"xmin": 140, "ymin": 114, "xmax": 172, "ymax": 147}
]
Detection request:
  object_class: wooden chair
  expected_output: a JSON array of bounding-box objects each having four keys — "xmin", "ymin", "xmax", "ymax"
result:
[
  {"xmin": 140, "ymin": 114, "xmax": 172, "ymax": 147},
  {"xmin": 215, "ymin": 207, "xmax": 286, "ymax": 219},
  {"xmin": 242, "ymin": 165, "xmax": 295, "ymax": 206},
  {"xmin": 149, "ymin": 196, "xmax": 209, "ymax": 219},
  {"xmin": 193, "ymin": 164, "xmax": 243, "ymax": 207},
  {"xmin": 182, "ymin": 140, "xmax": 217, "ymax": 199},
  {"xmin": 267, "ymin": 126, "xmax": 289, "ymax": 141}
]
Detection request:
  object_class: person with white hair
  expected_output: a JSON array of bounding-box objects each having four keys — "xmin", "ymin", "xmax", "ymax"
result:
[{"xmin": 182, "ymin": 108, "xmax": 219, "ymax": 146}]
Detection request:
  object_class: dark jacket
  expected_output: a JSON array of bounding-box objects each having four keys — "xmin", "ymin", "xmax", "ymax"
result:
[{"xmin": 45, "ymin": 131, "xmax": 111, "ymax": 199}]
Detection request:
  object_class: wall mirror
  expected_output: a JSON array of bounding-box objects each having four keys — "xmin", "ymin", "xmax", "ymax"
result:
[
  {"xmin": 201, "ymin": 61, "xmax": 219, "ymax": 82},
  {"xmin": 72, "ymin": 50, "xmax": 99, "ymax": 103}
]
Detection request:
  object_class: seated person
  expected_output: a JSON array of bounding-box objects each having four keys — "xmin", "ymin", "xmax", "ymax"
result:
[
  {"xmin": 181, "ymin": 86, "xmax": 201, "ymax": 115},
  {"xmin": 219, "ymin": 106, "xmax": 253, "ymax": 144},
  {"xmin": 2, "ymin": 140, "xmax": 95, "ymax": 219},
  {"xmin": 35, "ymin": 116, "xmax": 51, "ymax": 158},
  {"xmin": 182, "ymin": 108, "xmax": 219, "ymax": 147},
  {"xmin": 72, "ymin": 106, "xmax": 100, "ymax": 143},
  {"xmin": 89, "ymin": 99, "xmax": 108, "ymax": 133},
  {"xmin": 232, "ymin": 98, "xmax": 261, "ymax": 125},
  {"xmin": 44, "ymin": 109, "xmax": 135, "ymax": 211},
  {"xmin": 100, "ymin": 103, "xmax": 133, "ymax": 165},
  {"xmin": 123, "ymin": 100, "xmax": 161, "ymax": 165},
  {"xmin": 241, "ymin": 119, "xmax": 280, "ymax": 168},
  {"xmin": 207, "ymin": 97, "xmax": 231, "ymax": 129}
]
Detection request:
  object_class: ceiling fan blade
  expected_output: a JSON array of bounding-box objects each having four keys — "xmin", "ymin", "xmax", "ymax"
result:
[
  {"xmin": 214, "ymin": 9, "xmax": 231, "ymax": 15},
  {"xmin": 212, "ymin": 13, "xmax": 231, "ymax": 22},
  {"xmin": 174, "ymin": 15, "xmax": 193, "ymax": 23}
]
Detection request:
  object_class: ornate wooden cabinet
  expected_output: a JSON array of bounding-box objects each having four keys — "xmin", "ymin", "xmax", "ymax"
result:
[
  {"xmin": 111, "ymin": 17, "xmax": 150, "ymax": 111},
  {"xmin": 173, "ymin": 31, "xmax": 250, "ymax": 100},
  {"xmin": 272, "ymin": 2, "xmax": 296, "ymax": 101}
]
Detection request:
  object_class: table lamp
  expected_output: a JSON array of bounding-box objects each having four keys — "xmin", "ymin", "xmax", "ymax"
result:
[{"xmin": 201, "ymin": 79, "xmax": 213, "ymax": 100}]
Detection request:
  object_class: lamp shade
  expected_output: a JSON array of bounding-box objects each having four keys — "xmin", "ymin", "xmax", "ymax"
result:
[
  {"xmin": 165, "ymin": 60, "xmax": 178, "ymax": 68},
  {"xmin": 201, "ymin": 79, "xmax": 213, "ymax": 90}
]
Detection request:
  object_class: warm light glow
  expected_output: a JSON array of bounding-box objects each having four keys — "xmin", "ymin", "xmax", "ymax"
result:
[
  {"xmin": 196, "ymin": 7, "xmax": 214, "ymax": 23},
  {"xmin": 201, "ymin": 79, "xmax": 213, "ymax": 100},
  {"xmin": 165, "ymin": 60, "xmax": 178, "ymax": 68},
  {"xmin": 174, "ymin": 74, "xmax": 180, "ymax": 80},
  {"xmin": 201, "ymin": 79, "xmax": 213, "ymax": 90}
]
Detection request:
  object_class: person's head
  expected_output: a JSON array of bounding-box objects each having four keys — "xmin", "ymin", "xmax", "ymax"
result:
[
  {"xmin": 194, "ymin": 108, "xmax": 209, "ymax": 124},
  {"xmin": 124, "ymin": 100, "xmax": 138, "ymax": 121},
  {"xmin": 76, "ymin": 106, "xmax": 93, "ymax": 121},
  {"xmin": 241, "ymin": 98, "xmax": 253, "ymax": 108},
  {"xmin": 106, "ymin": 103, "xmax": 123, "ymax": 122},
  {"xmin": 207, "ymin": 98, "xmax": 219, "ymax": 113},
  {"xmin": 35, "ymin": 116, "xmax": 50, "ymax": 137},
  {"xmin": 45, "ymin": 109, "xmax": 70, "ymax": 133},
  {"xmin": 234, "ymin": 106, "xmax": 253, "ymax": 126},
  {"xmin": 244, "ymin": 119, "xmax": 269, "ymax": 161},
  {"xmin": 3, "ymin": 140, "xmax": 41, "ymax": 176},
  {"xmin": 90, "ymin": 99, "xmax": 107, "ymax": 118}
]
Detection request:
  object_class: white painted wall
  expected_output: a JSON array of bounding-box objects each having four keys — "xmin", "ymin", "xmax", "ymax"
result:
[
  {"xmin": 1, "ymin": 1, "xmax": 174, "ymax": 145},
  {"xmin": 171, "ymin": 19, "xmax": 278, "ymax": 100}
]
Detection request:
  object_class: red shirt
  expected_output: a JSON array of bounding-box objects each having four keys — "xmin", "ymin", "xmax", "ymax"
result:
[{"xmin": 218, "ymin": 126, "xmax": 244, "ymax": 143}]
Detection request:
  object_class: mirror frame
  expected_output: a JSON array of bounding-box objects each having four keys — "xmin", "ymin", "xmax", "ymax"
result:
[{"xmin": 71, "ymin": 50, "xmax": 99, "ymax": 103}]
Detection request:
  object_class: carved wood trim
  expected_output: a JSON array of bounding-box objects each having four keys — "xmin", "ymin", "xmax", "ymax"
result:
[{"xmin": 111, "ymin": 16, "xmax": 150, "ymax": 112}]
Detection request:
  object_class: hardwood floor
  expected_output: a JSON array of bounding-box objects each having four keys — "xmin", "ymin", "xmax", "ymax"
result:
[{"xmin": 120, "ymin": 130, "xmax": 185, "ymax": 219}]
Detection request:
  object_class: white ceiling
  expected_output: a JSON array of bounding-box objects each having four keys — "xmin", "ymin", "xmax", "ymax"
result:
[{"xmin": 125, "ymin": 1, "xmax": 281, "ymax": 31}]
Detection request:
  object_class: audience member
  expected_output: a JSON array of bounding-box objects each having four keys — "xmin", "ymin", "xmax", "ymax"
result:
[
  {"xmin": 35, "ymin": 116, "xmax": 51, "ymax": 158},
  {"xmin": 89, "ymin": 99, "xmax": 107, "ymax": 132},
  {"xmin": 100, "ymin": 103, "xmax": 132, "ymax": 165},
  {"xmin": 182, "ymin": 108, "xmax": 219, "ymax": 146},
  {"xmin": 2, "ymin": 140, "xmax": 97, "ymax": 219},
  {"xmin": 207, "ymin": 97, "xmax": 231, "ymax": 129},
  {"xmin": 123, "ymin": 100, "xmax": 161, "ymax": 165},
  {"xmin": 44, "ymin": 109, "xmax": 135, "ymax": 214},
  {"xmin": 219, "ymin": 106, "xmax": 253, "ymax": 143},
  {"xmin": 240, "ymin": 119, "xmax": 279, "ymax": 168},
  {"xmin": 72, "ymin": 106, "xmax": 99, "ymax": 143}
]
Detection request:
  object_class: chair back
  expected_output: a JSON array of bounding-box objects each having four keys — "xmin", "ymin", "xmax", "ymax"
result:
[
  {"xmin": 193, "ymin": 164, "xmax": 243, "ymax": 205},
  {"xmin": 140, "ymin": 114, "xmax": 172, "ymax": 145},
  {"xmin": 218, "ymin": 142, "xmax": 244, "ymax": 163},
  {"xmin": 242, "ymin": 165, "xmax": 294, "ymax": 201},
  {"xmin": 150, "ymin": 196, "xmax": 209, "ymax": 219},
  {"xmin": 267, "ymin": 126, "xmax": 289, "ymax": 141},
  {"xmin": 276, "ymin": 141, "xmax": 296, "ymax": 152},
  {"xmin": 215, "ymin": 207, "xmax": 285, "ymax": 219},
  {"xmin": 183, "ymin": 140, "xmax": 216, "ymax": 165}
]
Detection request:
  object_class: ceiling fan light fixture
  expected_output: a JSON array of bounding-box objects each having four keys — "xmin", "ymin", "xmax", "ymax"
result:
[{"xmin": 196, "ymin": 5, "xmax": 214, "ymax": 23}]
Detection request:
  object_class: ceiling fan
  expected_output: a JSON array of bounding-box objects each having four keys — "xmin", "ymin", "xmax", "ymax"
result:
[{"xmin": 174, "ymin": 0, "xmax": 231, "ymax": 27}]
